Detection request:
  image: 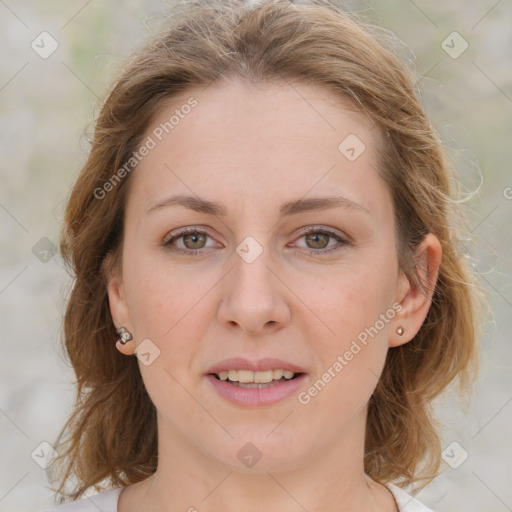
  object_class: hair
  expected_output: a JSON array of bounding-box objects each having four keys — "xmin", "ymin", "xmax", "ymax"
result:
[{"xmin": 49, "ymin": 0, "xmax": 489, "ymax": 502}]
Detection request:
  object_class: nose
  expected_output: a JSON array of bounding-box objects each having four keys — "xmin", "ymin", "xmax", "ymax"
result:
[{"xmin": 217, "ymin": 245, "xmax": 291, "ymax": 336}]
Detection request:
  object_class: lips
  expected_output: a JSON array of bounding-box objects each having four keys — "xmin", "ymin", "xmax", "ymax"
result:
[
  {"xmin": 205, "ymin": 357, "xmax": 307, "ymax": 406},
  {"xmin": 205, "ymin": 357, "xmax": 306, "ymax": 375}
]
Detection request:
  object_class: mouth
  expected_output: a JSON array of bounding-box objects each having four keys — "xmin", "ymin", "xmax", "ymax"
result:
[
  {"xmin": 210, "ymin": 369, "xmax": 303, "ymax": 388},
  {"xmin": 205, "ymin": 358, "xmax": 307, "ymax": 406}
]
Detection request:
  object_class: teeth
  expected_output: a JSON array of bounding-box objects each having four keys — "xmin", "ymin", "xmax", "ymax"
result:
[{"xmin": 217, "ymin": 369, "xmax": 296, "ymax": 383}]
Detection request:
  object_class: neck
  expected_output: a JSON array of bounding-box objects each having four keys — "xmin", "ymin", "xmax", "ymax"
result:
[{"xmin": 119, "ymin": 410, "xmax": 397, "ymax": 512}]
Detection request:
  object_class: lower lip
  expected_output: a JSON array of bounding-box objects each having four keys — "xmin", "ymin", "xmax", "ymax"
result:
[{"xmin": 205, "ymin": 374, "xmax": 307, "ymax": 406}]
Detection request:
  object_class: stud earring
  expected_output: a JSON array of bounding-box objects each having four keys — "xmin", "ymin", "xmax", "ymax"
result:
[
  {"xmin": 116, "ymin": 327, "xmax": 133, "ymax": 345},
  {"xmin": 396, "ymin": 326, "xmax": 405, "ymax": 336}
]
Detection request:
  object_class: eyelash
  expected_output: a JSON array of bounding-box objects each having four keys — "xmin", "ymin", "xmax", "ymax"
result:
[{"xmin": 163, "ymin": 226, "xmax": 350, "ymax": 256}]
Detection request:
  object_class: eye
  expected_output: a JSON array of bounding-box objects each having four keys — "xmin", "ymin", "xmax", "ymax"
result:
[
  {"xmin": 292, "ymin": 227, "xmax": 350, "ymax": 255},
  {"xmin": 163, "ymin": 226, "xmax": 350, "ymax": 256},
  {"xmin": 163, "ymin": 227, "xmax": 218, "ymax": 255}
]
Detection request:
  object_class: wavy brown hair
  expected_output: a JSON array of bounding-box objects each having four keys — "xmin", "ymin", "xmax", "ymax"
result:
[{"xmin": 48, "ymin": 0, "xmax": 489, "ymax": 501}]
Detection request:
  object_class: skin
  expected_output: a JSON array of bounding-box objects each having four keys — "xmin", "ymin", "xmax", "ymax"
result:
[{"xmin": 105, "ymin": 77, "xmax": 442, "ymax": 512}]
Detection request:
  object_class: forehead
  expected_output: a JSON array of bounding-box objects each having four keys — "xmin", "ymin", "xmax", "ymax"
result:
[{"xmin": 127, "ymin": 78, "xmax": 390, "ymax": 220}]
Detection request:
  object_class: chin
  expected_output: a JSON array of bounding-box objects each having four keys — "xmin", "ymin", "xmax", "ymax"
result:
[{"xmin": 205, "ymin": 429, "xmax": 308, "ymax": 475}]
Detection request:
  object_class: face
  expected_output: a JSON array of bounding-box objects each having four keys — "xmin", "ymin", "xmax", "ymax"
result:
[{"xmin": 106, "ymin": 78, "xmax": 432, "ymax": 475}]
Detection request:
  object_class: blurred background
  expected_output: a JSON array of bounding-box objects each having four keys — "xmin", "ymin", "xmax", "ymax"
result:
[{"xmin": 0, "ymin": 1, "xmax": 511, "ymax": 510}]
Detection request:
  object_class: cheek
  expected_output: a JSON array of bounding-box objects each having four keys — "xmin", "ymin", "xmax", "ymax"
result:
[
  {"xmin": 315, "ymin": 264, "xmax": 396, "ymax": 340},
  {"xmin": 123, "ymin": 256, "xmax": 215, "ymax": 381},
  {"xmin": 123, "ymin": 251, "xmax": 201, "ymax": 336},
  {"xmin": 306, "ymin": 259, "xmax": 397, "ymax": 396},
  {"xmin": 124, "ymin": 265, "xmax": 171, "ymax": 336},
  {"xmin": 122, "ymin": 259, "xmax": 205, "ymax": 410}
]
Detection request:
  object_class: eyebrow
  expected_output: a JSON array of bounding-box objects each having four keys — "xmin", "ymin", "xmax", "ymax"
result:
[{"xmin": 146, "ymin": 194, "xmax": 371, "ymax": 219}]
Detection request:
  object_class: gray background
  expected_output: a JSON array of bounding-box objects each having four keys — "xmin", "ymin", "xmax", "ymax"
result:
[{"xmin": 0, "ymin": 1, "xmax": 511, "ymax": 510}]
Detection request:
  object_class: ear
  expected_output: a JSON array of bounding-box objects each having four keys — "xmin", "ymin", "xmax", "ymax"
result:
[
  {"xmin": 103, "ymin": 252, "xmax": 136, "ymax": 356},
  {"xmin": 389, "ymin": 233, "xmax": 442, "ymax": 348}
]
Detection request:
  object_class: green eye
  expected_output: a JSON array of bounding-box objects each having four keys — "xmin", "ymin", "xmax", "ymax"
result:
[
  {"xmin": 163, "ymin": 226, "xmax": 350, "ymax": 256},
  {"xmin": 294, "ymin": 228, "xmax": 349, "ymax": 255}
]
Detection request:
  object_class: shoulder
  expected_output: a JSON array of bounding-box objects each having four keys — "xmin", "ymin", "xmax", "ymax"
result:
[
  {"xmin": 386, "ymin": 483, "xmax": 434, "ymax": 512},
  {"xmin": 40, "ymin": 488, "xmax": 123, "ymax": 512}
]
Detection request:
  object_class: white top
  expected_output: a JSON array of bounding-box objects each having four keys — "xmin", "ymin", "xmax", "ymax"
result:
[{"xmin": 41, "ymin": 483, "xmax": 433, "ymax": 511}]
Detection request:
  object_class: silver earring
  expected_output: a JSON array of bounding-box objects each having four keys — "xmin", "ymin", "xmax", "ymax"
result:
[
  {"xmin": 116, "ymin": 327, "xmax": 133, "ymax": 345},
  {"xmin": 396, "ymin": 326, "xmax": 405, "ymax": 336}
]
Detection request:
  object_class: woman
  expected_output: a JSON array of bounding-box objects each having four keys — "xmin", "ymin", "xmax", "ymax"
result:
[{"xmin": 43, "ymin": 0, "xmax": 486, "ymax": 510}]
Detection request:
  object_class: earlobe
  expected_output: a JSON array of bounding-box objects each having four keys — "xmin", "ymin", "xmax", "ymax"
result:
[
  {"xmin": 390, "ymin": 233, "xmax": 442, "ymax": 348},
  {"xmin": 115, "ymin": 327, "xmax": 136, "ymax": 356},
  {"xmin": 102, "ymin": 252, "xmax": 136, "ymax": 356}
]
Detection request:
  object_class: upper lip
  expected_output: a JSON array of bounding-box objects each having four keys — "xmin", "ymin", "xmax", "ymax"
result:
[{"xmin": 205, "ymin": 357, "xmax": 306, "ymax": 375}]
